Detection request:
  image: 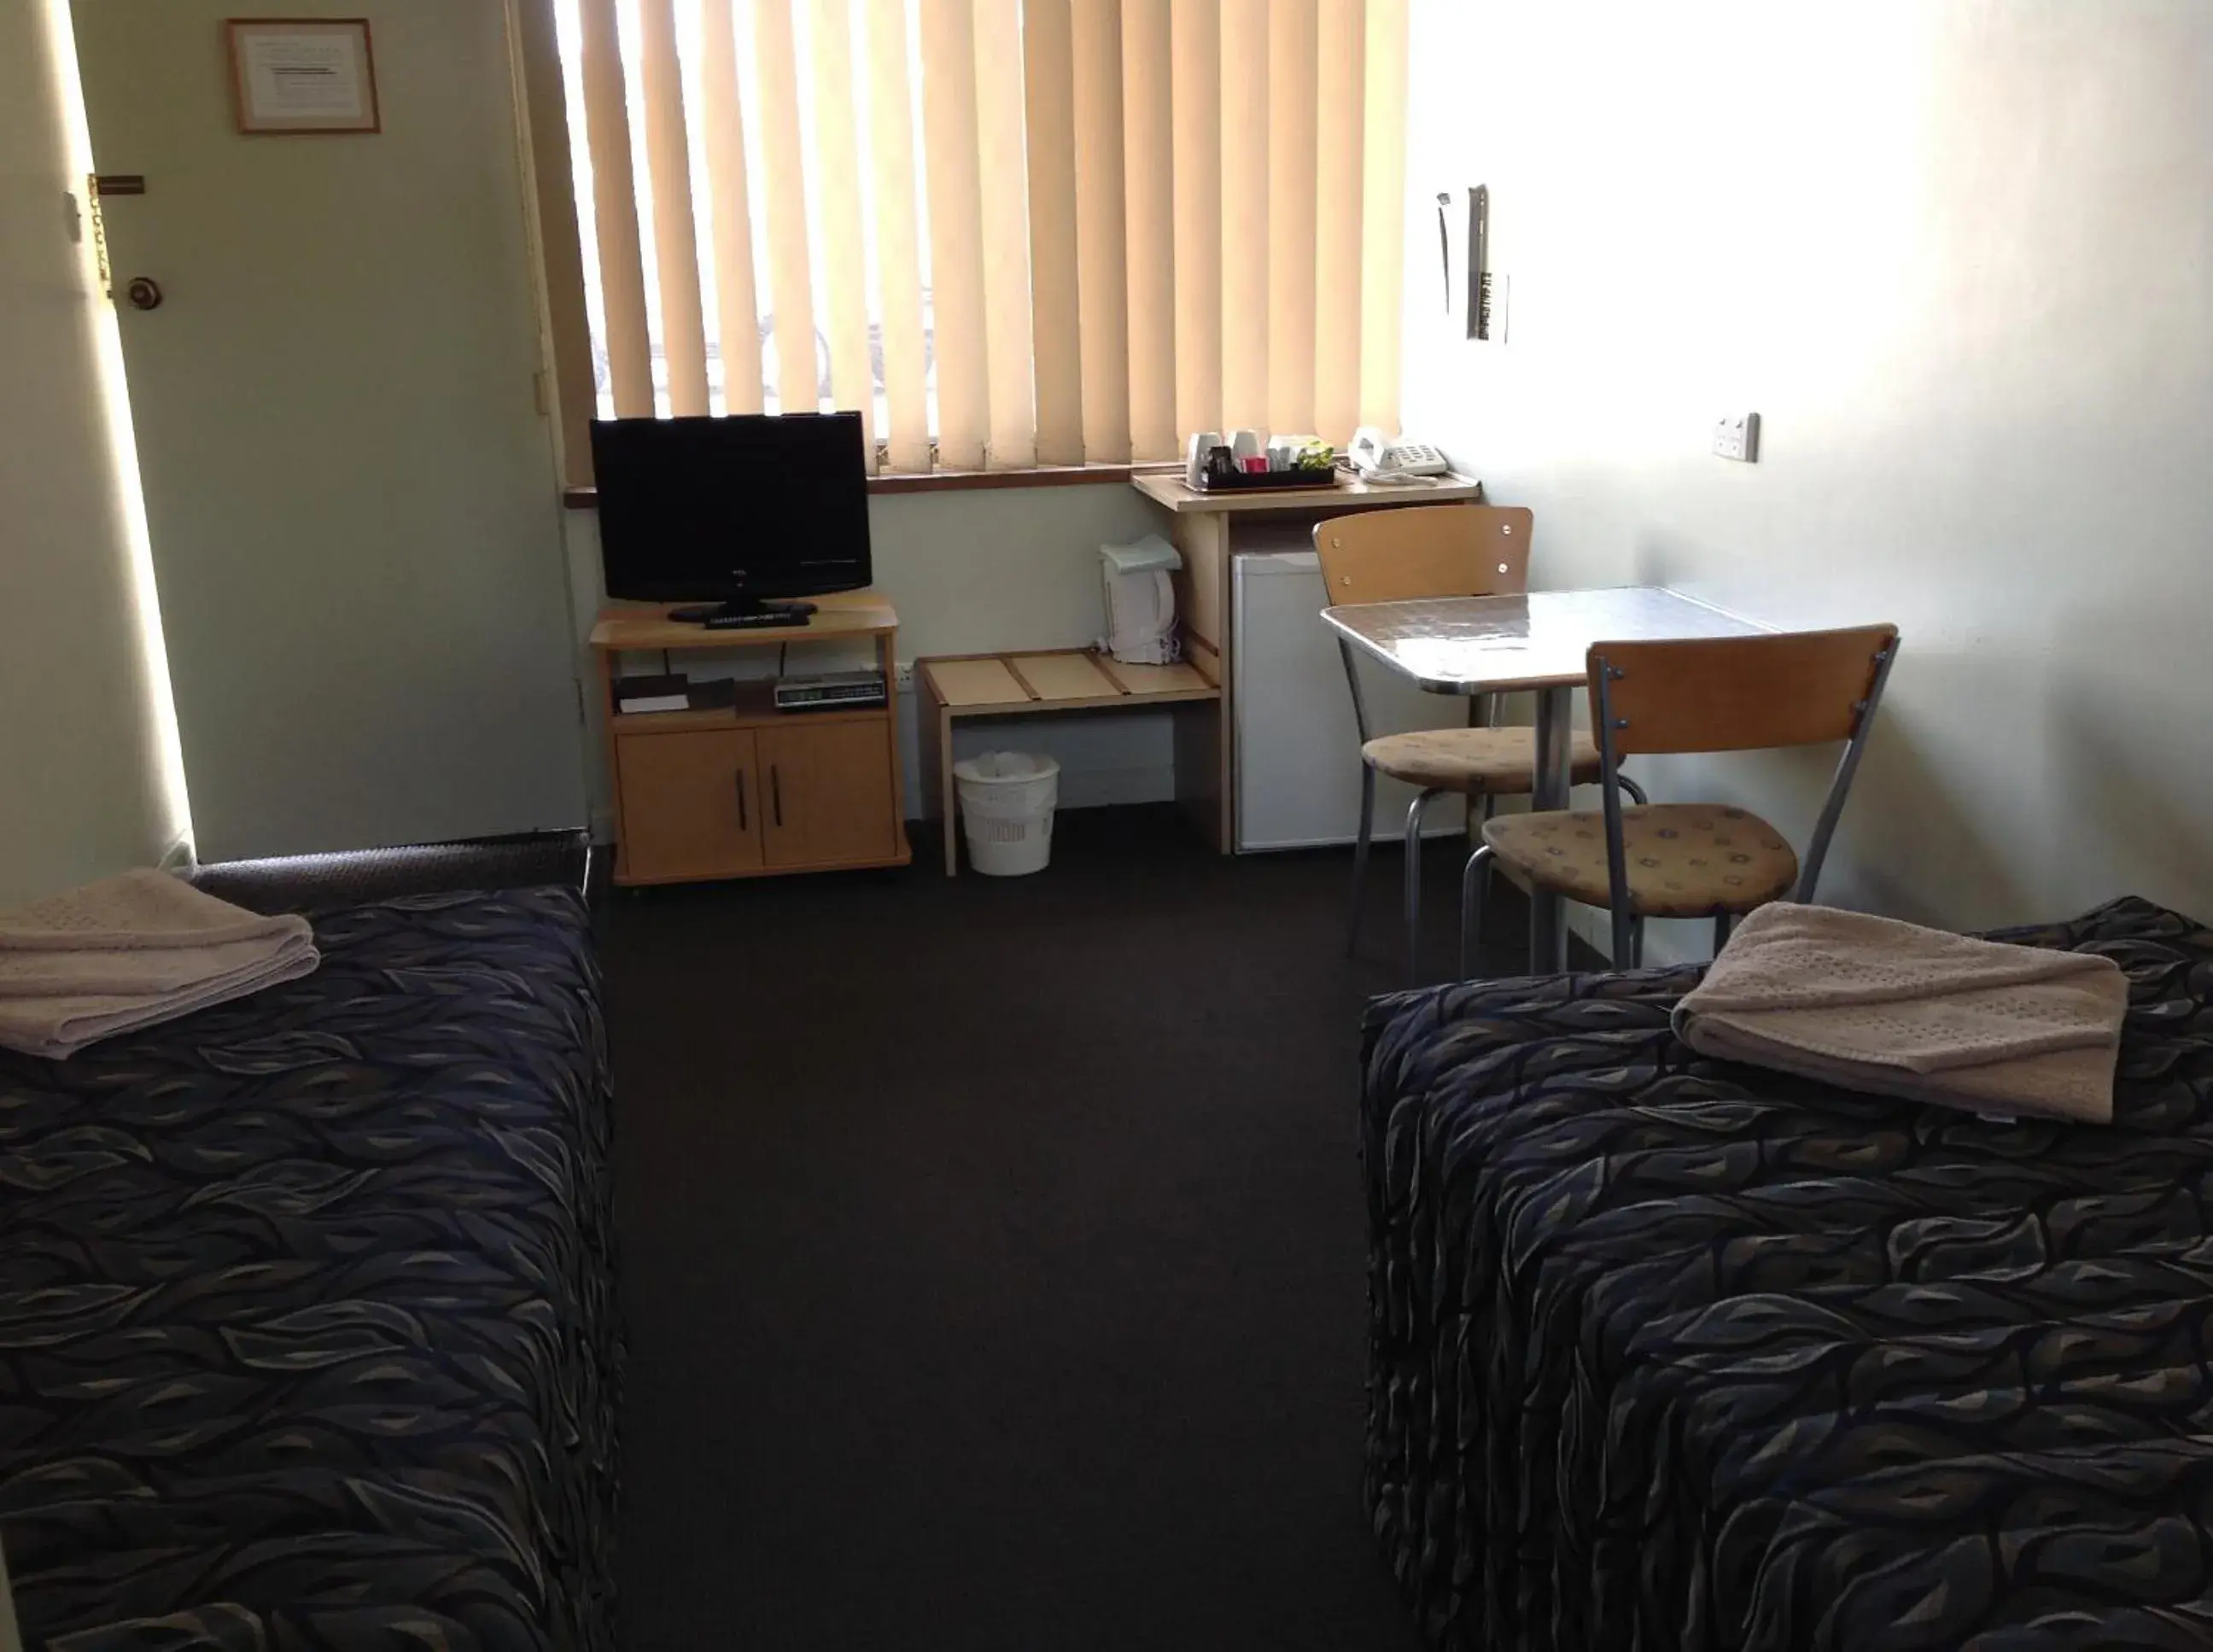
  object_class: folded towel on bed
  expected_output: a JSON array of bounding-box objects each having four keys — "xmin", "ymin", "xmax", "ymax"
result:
[
  {"xmin": 0, "ymin": 870, "xmax": 318, "ymax": 1059},
  {"xmin": 1672, "ymin": 902, "xmax": 2127, "ymax": 1123}
]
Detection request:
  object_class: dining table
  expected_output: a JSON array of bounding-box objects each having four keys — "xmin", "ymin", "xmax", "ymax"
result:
[{"xmin": 1319, "ymin": 585, "xmax": 1769, "ymax": 973}]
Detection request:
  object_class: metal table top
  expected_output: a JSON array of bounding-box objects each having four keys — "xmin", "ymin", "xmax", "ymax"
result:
[{"xmin": 1319, "ymin": 585, "xmax": 1767, "ymax": 693}]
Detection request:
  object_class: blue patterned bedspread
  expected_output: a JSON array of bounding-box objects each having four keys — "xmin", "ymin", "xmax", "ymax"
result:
[
  {"xmin": 0, "ymin": 889, "xmax": 616, "ymax": 1651},
  {"xmin": 1363, "ymin": 896, "xmax": 2213, "ymax": 1651}
]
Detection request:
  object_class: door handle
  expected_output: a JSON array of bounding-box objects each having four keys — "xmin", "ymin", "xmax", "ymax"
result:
[
  {"xmin": 125, "ymin": 276, "xmax": 163, "ymax": 311},
  {"xmin": 770, "ymin": 765, "xmax": 783, "ymax": 827},
  {"xmin": 734, "ymin": 769, "xmax": 747, "ymax": 831}
]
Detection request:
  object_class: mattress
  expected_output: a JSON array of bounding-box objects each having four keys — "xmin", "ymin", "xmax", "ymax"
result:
[
  {"xmin": 0, "ymin": 888, "xmax": 617, "ymax": 1651},
  {"xmin": 1362, "ymin": 896, "xmax": 2213, "ymax": 1651}
]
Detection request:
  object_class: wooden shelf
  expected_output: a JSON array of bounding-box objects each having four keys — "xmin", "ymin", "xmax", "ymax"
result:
[
  {"xmin": 610, "ymin": 679, "xmax": 889, "ymax": 735},
  {"xmin": 1130, "ymin": 470, "xmax": 1485, "ymax": 516},
  {"xmin": 592, "ymin": 589, "xmax": 898, "ymax": 651},
  {"xmin": 920, "ymin": 648, "xmax": 1219, "ymax": 716},
  {"xmin": 916, "ymin": 648, "xmax": 1222, "ymax": 875}
]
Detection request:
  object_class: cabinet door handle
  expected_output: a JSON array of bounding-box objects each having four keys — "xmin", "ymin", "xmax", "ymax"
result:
[
  {"xmin": 734, "ymin": 769, "xmax": 748, "ymax": 830},
  {"xmin": 769, "ymin": 764, "xmax": 783, "ymax": 827}
]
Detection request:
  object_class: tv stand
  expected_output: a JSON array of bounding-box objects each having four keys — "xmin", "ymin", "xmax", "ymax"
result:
[
  {"xmin": 590, "ymin": 592, "xmax": 910, "ymax": 885},
  {"xmin": 669, "ymin": 598, "xmax": 818, "ymax": 629}
]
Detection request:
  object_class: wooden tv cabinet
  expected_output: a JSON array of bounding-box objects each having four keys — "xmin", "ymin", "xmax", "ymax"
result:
[{"xmin": 589, "ymin": 593, "xmax": 911, "ymax": 885}]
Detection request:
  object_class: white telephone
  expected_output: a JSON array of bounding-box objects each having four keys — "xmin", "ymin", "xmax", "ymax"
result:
[{"xmin": 1347, "ymin": 426, "xmax": 1449, "ymax": 480}]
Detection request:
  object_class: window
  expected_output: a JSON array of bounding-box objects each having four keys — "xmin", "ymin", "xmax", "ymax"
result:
[{"xmin": 544, "ymin": 0, "xmax": 1406, "ymax": 477}]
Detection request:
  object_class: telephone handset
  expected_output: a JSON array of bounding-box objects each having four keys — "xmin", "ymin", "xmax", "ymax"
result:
[{"xmin": 1347, "ymin": 426, "xmax": 1449, "ymax": 481}]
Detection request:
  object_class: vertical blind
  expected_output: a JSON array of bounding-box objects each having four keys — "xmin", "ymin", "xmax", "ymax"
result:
[{"xmin": 558, "ymin": 0, "xmax": 1407, "ymax": 473}]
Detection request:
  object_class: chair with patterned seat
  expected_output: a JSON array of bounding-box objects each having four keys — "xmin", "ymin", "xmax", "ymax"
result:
[
  {"xmin": 1463, "ymin": 624, "xmax": 1901, "ymax": 972},
  {"xmin": 1315, "ymin": 503, "xmax": 1643, "ymax": 982}
]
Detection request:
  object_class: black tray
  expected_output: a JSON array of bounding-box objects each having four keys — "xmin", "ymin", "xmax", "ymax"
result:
[{"xmin": 1194, "ymin": 467, "xmax": 1341, "ymax": 493}]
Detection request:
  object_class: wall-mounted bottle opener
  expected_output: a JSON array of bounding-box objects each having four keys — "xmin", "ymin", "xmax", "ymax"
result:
[
  {"xmin": 1435, "ymin": 192, "xmax": 1452, "ymax": 313},
  {"xmin": 1468, "ymin": 185, "xmax": 1492, "ymax": 341}
]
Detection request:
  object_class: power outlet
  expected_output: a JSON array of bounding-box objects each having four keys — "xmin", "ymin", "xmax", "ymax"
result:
[
  {"xmin": 893, "ymin": 660, "xmax": 915, "ymax": 692},
  {"xmin": 1712, "ymin": 412, "xmax": 1760, "ymax": 463}
]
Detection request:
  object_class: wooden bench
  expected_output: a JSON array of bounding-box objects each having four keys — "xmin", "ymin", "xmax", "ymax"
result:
[{"xmin": 916, "ymin": 649, "xmax": 1222, "ymax": 874}]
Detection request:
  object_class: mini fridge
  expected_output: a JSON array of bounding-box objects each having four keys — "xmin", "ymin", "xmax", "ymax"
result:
[{"xmin": 1232, "ymin": 549, "xmax": 1469, "ymax": 851}]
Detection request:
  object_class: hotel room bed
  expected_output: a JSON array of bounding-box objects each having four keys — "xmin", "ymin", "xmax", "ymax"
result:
[
  {"xmin": 0, "ymin": 887, "xmax": 617, "ymax": 1650},
  {"xmin": 1363, "ymin": 895, "xmax": 2213, "ymax": 1652}
]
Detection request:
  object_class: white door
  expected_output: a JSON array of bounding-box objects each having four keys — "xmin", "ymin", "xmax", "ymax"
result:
[{"xmin": 70, "ymin": 0, "xmax": 585, "ymax": 861}]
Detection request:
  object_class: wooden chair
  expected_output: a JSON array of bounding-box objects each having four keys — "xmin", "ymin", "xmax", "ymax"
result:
[
  {"xmin": 1315, "ymin": 504, "xmax": 1642, "ymax": 981},
  {"xmin": 1462, "ymin": 625, "xmax": 1901, "ymax": 972}
]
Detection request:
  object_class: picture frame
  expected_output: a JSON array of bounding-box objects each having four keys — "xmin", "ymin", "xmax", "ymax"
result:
[{"xmin": 225, "ymin": 18, "xmax": 380, "ymax": 135}]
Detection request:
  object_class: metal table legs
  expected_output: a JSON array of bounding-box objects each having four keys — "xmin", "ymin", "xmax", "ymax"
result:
[{"xmin": 1527, "ymin": 684, "xmax": 1575, "ymax": 972}]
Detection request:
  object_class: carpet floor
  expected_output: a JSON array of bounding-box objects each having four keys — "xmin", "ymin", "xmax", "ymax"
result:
[
  {"xmin": 197, "ymin": 806, "xmax": 1562, "ymax": 1649},
  {"xmin": 598, "ymin": 804, "xmax": 1547, "ymax": 1651}
]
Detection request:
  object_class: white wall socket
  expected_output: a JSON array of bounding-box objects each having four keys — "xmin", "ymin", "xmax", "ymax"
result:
[
  {"xmin": 1712, "ymin": 412, "xmax": 1760, "ymax": 463},
  {"xmin": 893, "ymin": 660, "xmax": 915, "ymax": 691}
]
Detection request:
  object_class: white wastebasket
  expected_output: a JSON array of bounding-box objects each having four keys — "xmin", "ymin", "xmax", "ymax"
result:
[{"xmin": 955, "ymin": 750, "xmax": 1060, "ymax": 876}]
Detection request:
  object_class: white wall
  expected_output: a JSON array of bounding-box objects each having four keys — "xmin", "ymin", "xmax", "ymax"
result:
[
  {"xmin": 1402, "ymin": 0, "xmax": 2213, "ymax": 958},
  {"xmin": 564, "ymin": 482, "xmax": 1177, "ymax": 829},
  {"xmin": 0, "ymin": 0, "xmax": 189, "ymax": 909}
]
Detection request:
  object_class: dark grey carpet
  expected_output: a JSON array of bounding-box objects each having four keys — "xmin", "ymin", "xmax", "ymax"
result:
[
  {"xmin": 599, "ymin": 804, "xmax": 1543, "ymax": 1652},
  {"xmin": 196, "ymin": 807, "xmax": 1564, "ymax": 1649}
]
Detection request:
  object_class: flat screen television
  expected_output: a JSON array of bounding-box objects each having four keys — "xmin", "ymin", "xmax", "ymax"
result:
[{"xmin": 589, "ymin": 412, "xmax": 872, "ymax": 622}]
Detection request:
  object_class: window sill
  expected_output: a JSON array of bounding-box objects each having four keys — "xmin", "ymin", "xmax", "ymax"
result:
[{"xmin": 562, "ymin": 461, "xmax": 1160, "ymax": 510}]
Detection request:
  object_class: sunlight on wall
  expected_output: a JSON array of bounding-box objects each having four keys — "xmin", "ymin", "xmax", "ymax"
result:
[
  {"xmin": 1400, "ymin": 0, "xmax": 2213, "ymax": 951},
  {"xmin": 37, "ymin": 0, "xmax": 192, "ymax": 861},
  {"xmin": 1404, "ymin": 4, "xmax": 1939, "ymax": 481}
]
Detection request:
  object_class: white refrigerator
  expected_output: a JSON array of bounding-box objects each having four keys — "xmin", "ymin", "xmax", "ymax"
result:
[{"xmin": 1232, "ymin": 550, "xmax": 1469, "ymax": 851}]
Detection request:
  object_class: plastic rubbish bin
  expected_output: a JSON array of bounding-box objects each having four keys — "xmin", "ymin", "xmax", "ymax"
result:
[{"xmin": 954, "ymin": 750, "xmax": 1060, "ymax": 875}]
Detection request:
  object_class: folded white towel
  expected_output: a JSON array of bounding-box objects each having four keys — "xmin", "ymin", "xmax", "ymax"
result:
[
  {"xmin": 1673, "ymin": 902, "xmax": 2127, "ymax": 1124},
  {"xmin": 0, "ymin": 870, "xmax": 319, "ymax": 1060}
]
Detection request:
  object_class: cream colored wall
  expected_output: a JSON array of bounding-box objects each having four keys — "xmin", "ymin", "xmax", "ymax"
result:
[
  {"xmin": 0, "ymin": 0, "xmax": 189, "ymax": 909},
  {"xmin": 1401, "ymin": 0, "xmax": 2213, "ymax": 959},
  {"xmin": 564, "ymin": 482, "xmax": 1177, "ymax": 829}
]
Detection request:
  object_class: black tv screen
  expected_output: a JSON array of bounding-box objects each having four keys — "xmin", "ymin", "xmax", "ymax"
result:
[{"xmin": 590, "ymin": 412, "xmax": 872, "ymax": 604}]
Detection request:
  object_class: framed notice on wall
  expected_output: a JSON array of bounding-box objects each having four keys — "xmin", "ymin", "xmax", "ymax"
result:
[{"xmin": 225, "ymin": 19, "xmax": 380, "ymax": 134}]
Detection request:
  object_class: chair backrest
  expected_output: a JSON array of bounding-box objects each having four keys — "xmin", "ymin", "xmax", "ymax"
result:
[
  {"xmin": 1311, "ymin": 504, "xmax": 1533, "ymax": 606},
  {"xmin": 1585, "ymin": 624, "xmax": 1901, "ymax": 922},
  {"xmin": 1586, "ymin": 625, "xmax": 1900, "ymax": 757}
]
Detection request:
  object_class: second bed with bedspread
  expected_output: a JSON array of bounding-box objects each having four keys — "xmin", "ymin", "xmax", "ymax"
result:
[{"xmin": 1364, "ymin": 895, "xmax": 2213, "ymax": 1650}]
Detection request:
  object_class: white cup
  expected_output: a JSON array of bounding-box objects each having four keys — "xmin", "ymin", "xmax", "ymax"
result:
[
  {"xmin": 1186, "ymin": 430, "xmax": 1222, "ymax": 488},
  {"xmin": 1229, "ymin": 429, "xmax": 1264, "ymax": 467}
]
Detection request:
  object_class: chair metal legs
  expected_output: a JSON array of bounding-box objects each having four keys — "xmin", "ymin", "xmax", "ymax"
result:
[
  {"xmin": 1459, "ymin": 844, "xmax": 1495, "ymax": 982},
  {"xmin": 1403, "ymin": 788, "xmax": 1443, "ymax": 984},
  {"xmin": 1609, "ymin": 893, "xmax": 1637, "ymax": 968},
  {"xmin": 1352, "ymin": 775, "xmax": 1478, "ymax": 983},
  {"xmin": 1714, "ymin": 911, "xmax": 1734, "ymax": 954},
  {"xmin": 1346, "ymin": 765, "xmax": 1377, "ymax": 956},
  {"xmin": 1365, "ymin": 773, "xmax": 1638, "ymax": 983}
]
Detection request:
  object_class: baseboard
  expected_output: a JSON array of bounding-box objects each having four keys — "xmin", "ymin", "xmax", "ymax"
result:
[
  {"xmin": 1051, "ymin": 762, "xmax": 1177, "ymax": 810},
  {"xmin": 157, "ymin": 835, "xmax": 196, "ymax": 877}
]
